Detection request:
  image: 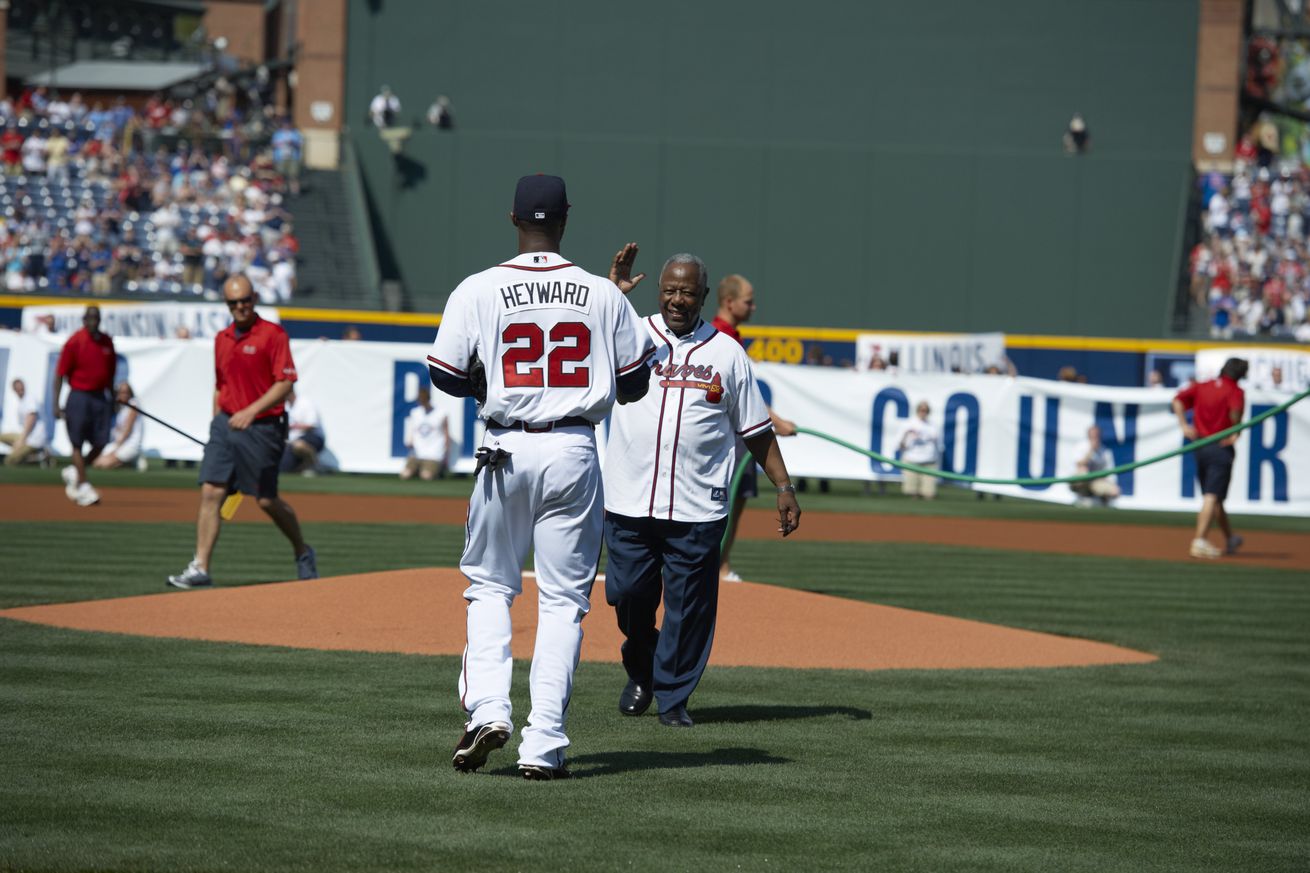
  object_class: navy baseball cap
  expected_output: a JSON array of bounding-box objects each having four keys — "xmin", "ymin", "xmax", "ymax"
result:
[{"xmin": 513, "ymin": 174, "xmax": 570, "ymax": 222}]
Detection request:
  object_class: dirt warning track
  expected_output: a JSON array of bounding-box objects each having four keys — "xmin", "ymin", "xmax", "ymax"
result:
[{"xmin": 3, "ymin": 485, "xmax": 1306, "ymax": 570}]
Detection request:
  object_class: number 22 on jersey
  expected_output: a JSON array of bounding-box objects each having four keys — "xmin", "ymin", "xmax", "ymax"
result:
[{"xmin": 501, "ymin": 321, "xmax": 592, "ymax": 388}]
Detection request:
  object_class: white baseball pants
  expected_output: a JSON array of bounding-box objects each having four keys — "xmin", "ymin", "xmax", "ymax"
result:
[{"xmin": 457, "ymin": 425, "xmax": 602, "ymax": 769}]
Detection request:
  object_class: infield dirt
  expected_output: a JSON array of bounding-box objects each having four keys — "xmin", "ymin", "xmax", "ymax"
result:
[{"xmin": 3, "ymin": 483, "xmax": 1258, "ymax": 670}]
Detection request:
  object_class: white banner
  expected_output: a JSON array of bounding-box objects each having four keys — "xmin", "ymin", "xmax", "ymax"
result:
[
  {"xmin": 752, "ymin": 363, "xmax": 1307, "ymax": 516},
  {"xmin": 854, "ymin": 331, "xmax": 1006, "ymax": 373},
  {"xmin": 2, "ymin": 333, "xmax": 1305, "ymax": 515},
  {"xmin": 1193, "ymin": 346, "xmax": 1310, "ymax": 393},
  {"xmin": 20, "ymin": 302, "xmax": 280, "ymax": 339}
]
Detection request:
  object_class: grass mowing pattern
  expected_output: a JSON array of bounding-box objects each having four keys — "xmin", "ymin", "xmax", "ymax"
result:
[
  {"xmin": 0, "ymin": 522, "xmax": 467, "ymax": 608},
  {"xmin": 2, "ymin": 519, "xmax": 1308, "ymax": 871}
]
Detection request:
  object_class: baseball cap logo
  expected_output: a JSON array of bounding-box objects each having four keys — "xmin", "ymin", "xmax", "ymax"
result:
[{"xmin": 534, "ymin": 211, "xmax": 546, "ymax": 219}]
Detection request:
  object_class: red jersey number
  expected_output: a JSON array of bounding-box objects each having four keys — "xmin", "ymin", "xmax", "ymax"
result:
[{"xmin": 501, "ymin": 322, "xmax": 592, "ymax": 388}]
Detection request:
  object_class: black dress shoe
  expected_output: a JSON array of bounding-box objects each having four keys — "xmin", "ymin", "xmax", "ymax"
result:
[
  {"xmin": 658, "ymin": 704, "xmax": 694, "ymax": 728},
  {"xmin": 619, "ymin": 679, "xmax": 653, "ymax": 716}
]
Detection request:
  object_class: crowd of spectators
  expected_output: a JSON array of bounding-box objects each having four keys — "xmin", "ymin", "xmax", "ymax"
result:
[
  {"xmin": 0, "ymin": 81, "xmax": 304, "ymax": 305},
  {"xmin": 1192, "ymin": 150, "xmax": 1310, "ymax": 343}
]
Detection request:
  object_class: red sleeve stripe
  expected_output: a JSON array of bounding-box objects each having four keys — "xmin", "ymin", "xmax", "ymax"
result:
[
  {"xmin": 426, "ymin": 355, "xmax": 467, "ymax": 377},
  {"xmin": 737, "ymin": 417, "xmax": 773, "ymax": 437},
  {"xmin": 617, "ymin": 350, "xmax": 652, "ymax": 375}
]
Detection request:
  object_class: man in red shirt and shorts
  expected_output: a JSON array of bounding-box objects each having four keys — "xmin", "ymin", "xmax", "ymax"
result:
[
  {"xmin": 1173, "ymin": 357, "xmax": 1248, "ymax": 559},
  {"xmin": 53, "ymin": 305, "xmax": 116, "ymax": 506},
  {"xmin": 167, "ymin": 275, "xmax": 317, "ymax": 588}
]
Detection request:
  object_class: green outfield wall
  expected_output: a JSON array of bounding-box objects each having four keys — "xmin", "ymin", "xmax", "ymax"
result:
[{"xmin": 344, "ymin": 0, "xmax": 1197, "ymax": 337}]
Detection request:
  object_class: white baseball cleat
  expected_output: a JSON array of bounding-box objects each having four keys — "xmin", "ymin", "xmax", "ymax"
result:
[
  {"xmin": 1189, "ymin": 538, "xmax": 1222, "ymax": 560},
  {"xmin": 722, "ymin": 570, "xmax": 742, "ymax": 583},
  {"xmin": 75, "ymin": 482, "xmax": 100, "ymax": 507},
  {"xmin": 61, "ymin": 465, "xmax": 79, "ymax": 500}
]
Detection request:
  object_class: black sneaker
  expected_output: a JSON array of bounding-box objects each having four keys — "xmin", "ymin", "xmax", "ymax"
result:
[
  {"xmin": 519, "ymin": 764, "xmax": 572, "ymax": 781},
  {"xmin": 451, "ymin": 721, "xmax": 510, "ymax": 773}
]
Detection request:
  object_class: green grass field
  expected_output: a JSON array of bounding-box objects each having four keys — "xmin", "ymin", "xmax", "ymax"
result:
[{"xmin": 1, "ymin": 469, "xmax": 1307, "ymax": 872}]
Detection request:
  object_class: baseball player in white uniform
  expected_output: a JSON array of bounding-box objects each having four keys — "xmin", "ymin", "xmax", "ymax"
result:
[
  {"xmin": 602, "ymin": 247, "xmax": 801, "ymax": 727},
  {"xmin": 427, "ymin": 175, "xmax": 652, "ymax": 780}
]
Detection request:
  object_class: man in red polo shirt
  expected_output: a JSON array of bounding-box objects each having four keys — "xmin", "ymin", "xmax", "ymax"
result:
[
  {"xmin": 1173, "ymin": 357, "xmax": 1248, "ymax": 559},
  {"xmin": 53, "ymin": 305, "xmax": 116, "ymax": 506},
  {"xmin": 167, "ymin": 275, "xmax": 317, "ymax": 589}
]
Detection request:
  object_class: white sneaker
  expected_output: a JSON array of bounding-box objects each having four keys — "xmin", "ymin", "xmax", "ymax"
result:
[
  {"xmin": 296, "ymin": 545, "xmax": 318, "ymax": 580},
  {"xmin": 722, "ymin": 570, "xmax": 743, "ymax": 583},
  {"xmin": 1226, "ymin": 535, "xmax": 1244, "ymax": 555},
  {"xmin": 61, "ymin": 465, "xmax": 79, "ymax": 500},
  {"xmin": 167, "ymin": 560, "xmax": 213, "ymax": 589},
  {"xmin": 75, "ymin": 482, "xmax": 100, "ymax": 507},
  {"xmin": 1189, "ymin": 538, "xmax": 1222, "ymax": 560}
]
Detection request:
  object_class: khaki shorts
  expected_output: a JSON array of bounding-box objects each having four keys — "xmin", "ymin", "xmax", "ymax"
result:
[
  {"xmin": 901, "ymin": 464, "xmax": 939, "ymax": 498},
  {"xmin": 403, "ymin": 457, "xmax": 445, "ymax": 479},
  {"xmin": 1071, "ymin": 478, "xmax": 1118, "ymax": 498}
]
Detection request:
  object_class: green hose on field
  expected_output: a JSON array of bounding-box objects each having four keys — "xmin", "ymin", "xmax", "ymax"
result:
[{"xmin": 721, "ymin": 387, "xmax": 1309, "ymax": 552}]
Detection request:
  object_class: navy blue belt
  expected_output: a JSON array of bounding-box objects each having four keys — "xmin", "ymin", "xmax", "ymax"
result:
[{"xmin": 488, "ymin": 416, "xmax": 595, "ymax": 433}]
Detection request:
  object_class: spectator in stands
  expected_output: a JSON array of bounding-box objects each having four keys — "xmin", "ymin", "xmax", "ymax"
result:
[
  {"xmin": 341, "ymin": 325, "xmax": 363, "ymax": 341},
  {"xmin": 271, "ymin": 118, "xmax": 303, "ymax": 196},
  {"xmin": 1068, "ymin": 425, "xmax": 1120, "ymax": 508},
  {"xmin": 427, "ymin": 95, "xmax": 455, "ymax": 130},
  {"xmin": 1058, "ymin": 365, "xmax": 1080, "ymax": 382},
  {"xmin": 1063, "ymin": 113, "xmax": 1090, "ymax": 154},
  {"xmin": 2, "ymin": 122, "xmax": 22, "ymax": 175},
  {"xmin": 370, "ymin": 86, "xmax": 401, "ymax": 128}
]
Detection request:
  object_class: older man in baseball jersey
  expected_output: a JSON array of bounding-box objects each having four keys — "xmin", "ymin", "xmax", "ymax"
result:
[
  {"xmin": 428, "ymin": 174, "xmax": 652, "ymax": 779},
  {"xmin": 604, "ymin": 247, "xmax": 801, "ymax": 728}
]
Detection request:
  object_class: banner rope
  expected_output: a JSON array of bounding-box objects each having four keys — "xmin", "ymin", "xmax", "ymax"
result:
[{"xmin": 723, "ymin": 387, "xmax": 1310, "ymax": 544}]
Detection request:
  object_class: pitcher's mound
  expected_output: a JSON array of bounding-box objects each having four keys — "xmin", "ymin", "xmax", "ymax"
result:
[{"xmin": 0, "ymin": 569, "xmax": 1154, "ymax": 670}]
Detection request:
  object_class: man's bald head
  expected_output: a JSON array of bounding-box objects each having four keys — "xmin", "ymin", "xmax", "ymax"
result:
[
  {"xmin": 224, "ymin": 275, "xmax": 254, "ymax": 299},
  {"xmin": 224, "ymin": 275, "xmax": 258, "ymax": 328}
]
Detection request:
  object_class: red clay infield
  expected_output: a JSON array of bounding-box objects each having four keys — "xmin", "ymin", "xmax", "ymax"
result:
[
  {"xmin": 0, "ymin": 569, "xmax": 1157, "ymax": 670},
  {"xmin": 0, "ymin": 483, "xmax": 1233, "ymax": 670}
]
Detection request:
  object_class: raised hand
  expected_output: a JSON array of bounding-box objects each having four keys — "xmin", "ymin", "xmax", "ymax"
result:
[{"xmin": 609, "ymin": 242, "xmax": 646, "ymax": 295}]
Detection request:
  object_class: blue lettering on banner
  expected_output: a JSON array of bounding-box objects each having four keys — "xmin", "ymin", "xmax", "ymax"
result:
[
  {"xmin": 1093, "ymin": 402, "xmax": 1138, "ymax": 497},
  {"xmin": 1016, "ymin": 395, "xmax": 1060, "ymax": 490},
  {"xmin": 392, "ymin": 361, "xmax": 427, "ymax": 457},
  {"xmin": 942, "ymin": 392, "xmax": 979, "ymax": 477},
  {"xmin": 1179, "ymin": 410, "xmax": 1196, "ymax": 498},
  {"xmin": 870, "ymin": 388, "xmax": 909, "ymax": 475},
  {"xmin": 757, "ymin": 378, "xmax": 773, "ymax": 408},
  {"xmin": 462, "ymin": 396, "xmax": 477, "ymax": 459},
  {"xmin": 1247, "ymin": 406, "xmax": 1288, "ymax": 501}
]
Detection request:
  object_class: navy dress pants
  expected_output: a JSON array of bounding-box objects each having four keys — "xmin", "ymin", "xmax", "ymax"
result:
[{"xmin": 604, "ymin": 511, "xmax": 729, "ymax": 714}]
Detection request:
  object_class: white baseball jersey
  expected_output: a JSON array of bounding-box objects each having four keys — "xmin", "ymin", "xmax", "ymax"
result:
[
  {"xmin": 898, "ymin": 418, "xmax": 940, "ymax": 465},
  {"xmin": 404, "ymin": 403, "xmax": 449, "ymax": 461},
  {"xmin": 14, "ymin": 392, "xmax": 48, "ymax": 449},
  {"xmin": 431, "ymin": 249, "xmax": 653, "ymax": 771},
  {"xmin": 286, "ymin": 393, "xmax": 321, "ymax": 441},
  {"xmin": 605, "ymin": 315, "xmax": 772, "ymax": 523},
  {"xmin": 427, "ymin": 252, "xmax": 650, "ymax": 425}
]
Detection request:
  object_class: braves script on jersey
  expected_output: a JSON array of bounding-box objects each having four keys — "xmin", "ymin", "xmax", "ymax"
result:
[
  {"xmin": 428, "ymin": 253, "xmax": 650, "ymax": 425},
  {"xmin": 428, "ymin": 250, "xmax": 650, "ymax": 771},
  {"xmin": 605, "ymin": 315, "xmax": 771, "ymax": 522}
]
